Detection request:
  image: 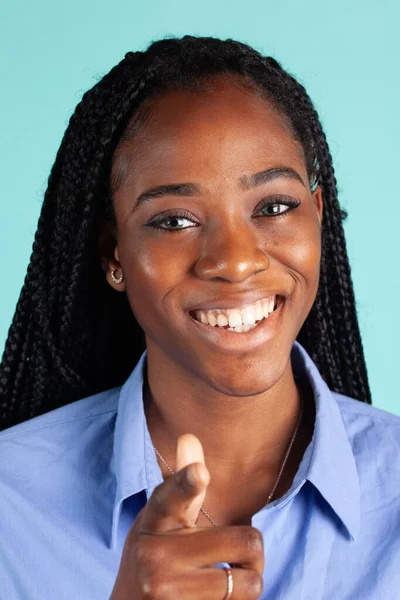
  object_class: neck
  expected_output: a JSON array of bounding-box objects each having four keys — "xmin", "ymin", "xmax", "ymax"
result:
[{"xmin": 143, "ymin": 344, "xmax": 310, "ymax": 489}]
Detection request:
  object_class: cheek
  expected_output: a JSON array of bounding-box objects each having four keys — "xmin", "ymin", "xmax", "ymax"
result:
[
  {"xmin": 134, "ymin": 236, "xmax": 191, "ymax": 282},
  {"xmin": 118, "ymin": 233, "xmax": 190, "ymax": 322},
  {"xmin": 291, "ymin": 233, "xmax": 321, "ymax": 279},
  {"xmin": 269, "ymin": 217, "xmax": 321, "ymax": 288}
]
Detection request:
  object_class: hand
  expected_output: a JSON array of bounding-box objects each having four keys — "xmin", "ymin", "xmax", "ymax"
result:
[{"xmin": 110, "ymin": 433, "xmax": 264, "ymax": 599}]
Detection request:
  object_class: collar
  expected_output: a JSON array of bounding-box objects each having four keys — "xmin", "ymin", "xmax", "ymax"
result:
[
  {"xmin": 289, "ymin": 342, "xmax": 360, "ymax": 541},
  {"xmin": 108, "ymin": 341, "xmax": 360, "ymax": 548},
  {"xmin": 109, "ymin": 351, "xmax": 152, "ymax": 549}
]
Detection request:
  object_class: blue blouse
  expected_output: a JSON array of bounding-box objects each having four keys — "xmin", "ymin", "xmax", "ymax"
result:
[{"xmin": 0, "ymin": 341, "xmax": 399, "ymax": 599}]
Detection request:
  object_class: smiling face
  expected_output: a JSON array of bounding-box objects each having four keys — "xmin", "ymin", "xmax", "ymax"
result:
[{"xmin": 101, "ymin": 75, "xmax": 323, "ymax": 397}]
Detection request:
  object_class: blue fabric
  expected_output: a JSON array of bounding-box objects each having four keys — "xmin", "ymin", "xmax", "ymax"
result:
[{"xmin": 1, "ymin": 341, "xmax": 399, "ymax": 599}]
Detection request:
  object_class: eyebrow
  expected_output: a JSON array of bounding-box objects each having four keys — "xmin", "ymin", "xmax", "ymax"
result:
[{"xmin": 133, "ymin": 167, "xmax": 306, "ymax": 211}]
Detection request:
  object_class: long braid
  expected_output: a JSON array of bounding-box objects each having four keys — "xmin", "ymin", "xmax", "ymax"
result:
[
  {"xmin": 0, "ymin": 35, "xmax": 372, "ymax": 431},
  {"xmin": 281, "ymin": 73, "xmax": 371, "ymax": 401},
  {"xmin": 1, "ymin": 54, "xmax": 150, "ymax": 425}
]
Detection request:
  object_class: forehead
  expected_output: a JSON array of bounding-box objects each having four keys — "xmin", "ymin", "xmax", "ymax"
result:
[{"xmin": 111, "ymin": 77, "xmax": 306, "ymax": 192}]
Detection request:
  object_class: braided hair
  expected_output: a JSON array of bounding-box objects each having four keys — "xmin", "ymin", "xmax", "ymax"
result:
[{"xmin": 0, "ymin": 35, "xmax": 372, "ymax": 431}]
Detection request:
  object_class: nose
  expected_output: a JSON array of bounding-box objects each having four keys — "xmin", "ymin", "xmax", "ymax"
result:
[{"xmin": 194, "ymin": 223, "xmax": 270, "ymax": 283}]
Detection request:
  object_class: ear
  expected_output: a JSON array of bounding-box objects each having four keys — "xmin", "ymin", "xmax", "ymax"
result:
[
  {"xmin": 312, "ymin": 185, "xmax": 323, "ymax": 226},
  {"xmin": 97, "ymin": 220, "xmax": 126, "ymax": 292}
]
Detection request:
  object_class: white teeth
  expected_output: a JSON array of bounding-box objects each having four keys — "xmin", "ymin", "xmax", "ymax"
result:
[
  {"xmin": 255, "ymin": 301, "xmax": 263, "ymax": 321},
  {"xmin": 227, "ymin": 323, "xmax": 258, "ymax": 333},
  {"xmin": 217, "ymin": 314, "xmax": 228, "ymax": 327},
  {"xmin": 242, "ymin": 305, "xmax": 256, "ymax": 325},
  {"xmin": 193, "ymin": 295, "xmax": 278, "ymax": 329},
  {"xmin": 228, "ymin": 311, "xmax": 242, "ymax": 328},
  {"xmin": 208, "ymin": 312, "xmax": 217, "ymax": 327},
  {"xmin": 266, "ymin": 296, "xmax": 275, "ymax": 313}
]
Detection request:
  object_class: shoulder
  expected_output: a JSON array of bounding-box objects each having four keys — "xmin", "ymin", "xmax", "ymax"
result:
[
  {"xmin": 0, "ymin": 385, "xmax": 121, "ymax": 439},
  {"xmin": 334, "ymin": 392, "xmax": 399, "ymax": 421},
  {"xmin": 0, "ymin": 386, "xmax": 121, "ymax": 468},
  {"xmin": 0, "ymin": 387, "xmax": 122, "ymax": 594},
  {"xmin": 333, "ymin": 391, "xmax": 400, "ymax": 433},
  {"xmin": 0, "ymin": 386, "xmax": 121, "ymax": 531},
  {"xmin": 332, "ymin": 392, "xmax": 400, "ymax": 542},
  {"xmin": 333, "ymin": 392, "xmax": 400, "ymax": 479}
]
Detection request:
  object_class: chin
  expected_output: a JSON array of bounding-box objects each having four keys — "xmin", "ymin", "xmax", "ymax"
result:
[{"xmin": 203, "ymin": 360, "xmax": 286, "ymax": 399}]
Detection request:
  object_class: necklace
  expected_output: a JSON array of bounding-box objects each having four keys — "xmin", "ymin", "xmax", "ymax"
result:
[{"xmin": 152, "ymin": 391, "xmax": 304, "ymax": 528}]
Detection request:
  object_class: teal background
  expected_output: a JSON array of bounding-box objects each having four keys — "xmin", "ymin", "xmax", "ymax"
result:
[{"xmin": 1, "ymin": 0, "xmax": 398, "ymax": 413}]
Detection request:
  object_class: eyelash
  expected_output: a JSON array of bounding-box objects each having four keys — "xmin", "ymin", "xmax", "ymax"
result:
[{"xmin": 145, "ymin": 196, "xmax": 301, "ymax": 232}]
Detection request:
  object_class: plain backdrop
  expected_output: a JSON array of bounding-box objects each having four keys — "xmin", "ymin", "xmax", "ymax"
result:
[{"xmin": 1, "ymin": 0, "xmax": 398, "ymax": 413}]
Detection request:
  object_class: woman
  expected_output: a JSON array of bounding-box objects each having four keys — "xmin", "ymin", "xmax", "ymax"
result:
[{"xmin": 0, "ymin": 35, "xmax": 398, "ymax": 600}]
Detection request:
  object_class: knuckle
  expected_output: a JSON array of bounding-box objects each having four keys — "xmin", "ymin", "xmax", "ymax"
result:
[
  {"xmin": 175, "ymin": 468, "xmax": 188, "ymax": 493},
  {"xmin": 155, "ymin": 581, "xmax": 175, "ymax": 600},
  {"xmin": 132, "ymin": 540, "xmax": 150, "ymax": 570},
  {"xmin": 147, "ymin": 539, "xmax": 168, "ymax": 565},
  {"xmin": 132, "ymin": 536, "xmax": 157, "ymax": 569},
  {"xmin": 137, "ymin": 551, "xmax": 170, "ymax": 599},
  {"xmin": 140, "ymin": 578, "xmax": 154, "ymax": 600},
  {"xmin": 139, "ymin": 537, "xmax": 169, "ymax": 567},
  {"xmin": 243, "ymin": 527, "xmax": 264, "ymax": 555},
  {"xmin": 141, "ymin": 578, "xmax": 173, "ymax": 600},
  {"xmin": 150, "ymin": 484, "xmax": 169, "ymax": 517},
  {"xmin": 140, "ymin": 575, "xmax": 157, "ymax": 600},
  {"xmin": 245, "ymin": 570, "xmax": 264, "ymax": 599}
]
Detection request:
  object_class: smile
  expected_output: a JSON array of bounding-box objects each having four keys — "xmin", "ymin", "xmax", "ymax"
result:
[{"xmin": 190, "ymin": 295, "xmax": 279, "ymax": 333}]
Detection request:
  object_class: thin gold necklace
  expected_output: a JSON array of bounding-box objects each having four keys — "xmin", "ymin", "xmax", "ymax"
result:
[{"xmin": 152, "ymin": 392, "xmax": 304, "ymax": 527}]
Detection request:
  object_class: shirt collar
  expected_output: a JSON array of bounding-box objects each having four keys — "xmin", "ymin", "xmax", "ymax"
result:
[
  {"xmin": 109, "ymin": 351, "xmax": 148, "ymax": 549},
  {"xmin": 109, "ymin": 341, "xmax": 360, "ymax": 548},
  {"xmin": 290, "ymin": 341, "xmax": 360, "ymax": 541}
]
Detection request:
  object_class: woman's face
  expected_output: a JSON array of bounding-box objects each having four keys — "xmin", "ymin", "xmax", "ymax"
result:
[{"xmin": 105, "ymin": 76, "xmax": 323, "ymax": 396}]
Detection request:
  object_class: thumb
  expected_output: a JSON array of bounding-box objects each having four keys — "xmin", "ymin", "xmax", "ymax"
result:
[{"xmin": 176, "ymin": 433, "xmax": 209, "ymax": 526}]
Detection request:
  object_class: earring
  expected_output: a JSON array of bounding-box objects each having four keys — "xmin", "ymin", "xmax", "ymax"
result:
[{"xmin": 110, "ymin": 268, "xmax": 124, "ymax": 284}]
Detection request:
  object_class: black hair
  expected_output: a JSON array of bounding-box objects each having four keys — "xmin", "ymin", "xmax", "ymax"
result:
[{"xmin": 0, "ymin": 35, "xmax": 372, "ymax": 431}]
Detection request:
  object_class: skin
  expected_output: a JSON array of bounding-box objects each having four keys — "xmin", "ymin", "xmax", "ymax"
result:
[{"xmin": 100, "ymin": 74, "xmax": 323, "ymax": 598}]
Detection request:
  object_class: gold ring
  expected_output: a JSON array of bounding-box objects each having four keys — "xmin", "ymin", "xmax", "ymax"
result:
[{"xmin": 222, "ymin": 566, "xmax": 233, "ymax": 600}]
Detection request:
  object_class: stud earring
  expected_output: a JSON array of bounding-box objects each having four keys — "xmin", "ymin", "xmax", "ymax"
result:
[{"xmin": 110, "ymin": 268, "xmax": 124, "ymax": 284}]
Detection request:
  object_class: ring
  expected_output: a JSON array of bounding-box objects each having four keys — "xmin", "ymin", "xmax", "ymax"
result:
[{"xmin": 222, "ymin": 566, "xmax": 233, "ymax": 600}]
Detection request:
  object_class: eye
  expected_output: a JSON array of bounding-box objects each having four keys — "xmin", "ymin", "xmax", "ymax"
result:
[
  {"xmin": 146, "ymin": 210, "xmax": 199, "ymax": 232},
  {"xmin": 256, "ymin": 196, "xmax": 301, "ymax": 218}
]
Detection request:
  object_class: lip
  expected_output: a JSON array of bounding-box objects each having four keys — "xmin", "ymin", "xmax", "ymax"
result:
[
  {"xmin": 186, "ymin": 290, "xmax": 288, "ymax": 312},
  {"xmin": 187, "ymin": 295, "xmax": 286, "ymax": 354}
]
